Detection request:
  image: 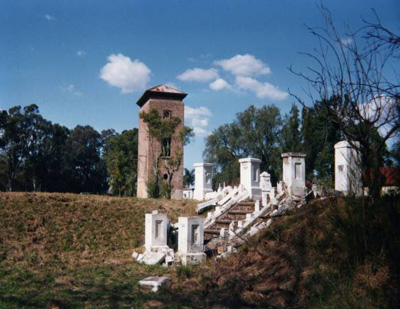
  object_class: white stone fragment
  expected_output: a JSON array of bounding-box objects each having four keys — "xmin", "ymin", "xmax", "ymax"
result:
[
  {"xmin": 139, "ymin": 276, "xmax": 170, "ymax": 292},
  {"xmin": 140, "ymin": 252, "xmax": 166, "ymax": 265}
]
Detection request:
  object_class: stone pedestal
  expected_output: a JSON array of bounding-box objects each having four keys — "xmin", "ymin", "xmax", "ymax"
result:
[
  {"xmin": 177, "ymin": 217, "xmax": 206, "ymax": 265},
  {"xmin": 282, "ymin": 153, "xmax": 306, "ymax": 196},
  {"xmin": 334, "ymin": 141, "xmax": 362, "ymax": 196},
  {"xmin": 145, "ymin": 211, "xmax": 169, "ymax": 252},
  {"xmin": 193, "ymin": 163, "xmax": 213, "ymax": 201},
  {"xmin": 239, "ymin": 158, "xmax": 261, "ymax": 200},
  {"xmin": 260, "ymin": 171, "xmax": 272, "ymax": 206}
]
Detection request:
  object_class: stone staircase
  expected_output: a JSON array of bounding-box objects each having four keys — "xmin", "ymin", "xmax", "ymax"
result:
[{"xmin": 204, "ymin": 199, "xmax": 256, "ymax": 241}]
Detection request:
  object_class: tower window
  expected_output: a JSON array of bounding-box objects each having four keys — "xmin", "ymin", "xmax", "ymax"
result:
[
  {"xmin": 163, "ymin": 110, "xmax": 172, "ymax": 119},
  {"xmin": 162, "ymin": 138, "xmax": 171, "ymax": 157}
]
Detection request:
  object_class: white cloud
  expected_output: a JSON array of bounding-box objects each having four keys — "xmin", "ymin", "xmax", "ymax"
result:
[
  {"xmin": 100, "ymin": 54, "xmax": 151, "ymax": 93},
  {"xmin": 44, "ymin": 14, "xmax": 55, "ymax": 21},
  {"xmin": 235, "ymin": 76, "xmax": 288, "ymax": 101},
  {"xmin": 359, "ymin": 96, "xmax": 398, "ymax": 137},
  {"xmin": 77, "ymin": 50, "xmax": 86, "ymax": 57},
  {"xmin": 209, "ymin": 78, "xmax": 232, "ymax": 91},
  {"xmin": 66, "ymin": 84, "xmax": 83, "ymax": 97},
  {"xmin": 177, "ymin": 68, "xmax": 219, "ymax": 82},
  {"xmin": 185, "ymin": 106, "xmax": 213, "ymax": 136},
  {"xmin": 215, "ymin": 54, "xmax": 271, "ymax": 77}
]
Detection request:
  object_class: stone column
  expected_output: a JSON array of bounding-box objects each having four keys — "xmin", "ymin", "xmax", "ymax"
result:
[
  {"xmin": 145, "ymin": 211, "xmax": 169, "ymax": 252},
  {"xmin": 177, "ymin": 217, "xmax": 206, "ymax": 265},
  {"xmin": 239, "ymin": 158, "xmax": 262, "ymax": 200},
  {"xmin": 193, "ymin": 163, "xmax": 213, "ymax": 201},
  {"xmin": 260, "ymin": 171, "xmax": 272, "ymax": 206},
  {"xmin": 334, "ymin": 141, "xmax": 362, "ymax": 196},
  {"xmin": 281, "ymin": 153, "xmax": 306, "ymax": 196}
]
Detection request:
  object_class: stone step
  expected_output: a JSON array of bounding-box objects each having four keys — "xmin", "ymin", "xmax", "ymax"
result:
[
  {"xmin": 204, "ymin": 228, "xmax": 220, "ymax": 235},
  {"xmin": 233, "ymin": 205, "xmax": 254, "ymax": 211},
  {"xmin": 228, "ymin": 209, "xmax": 254, "ymax": 215},
  {"xmin": 237, "ymin": 201, "xmax": 255, "ymax": 206},
  {"xmin": 215, "ymin": 219, "xmax": 231, "ymax": 225}
]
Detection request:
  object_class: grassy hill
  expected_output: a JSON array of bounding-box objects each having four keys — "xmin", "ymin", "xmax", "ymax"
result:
[
  {"xmin": 0, "ymin": 193, "xmax": 197, "ymax": 308},
  {"xmin": 1, "ymin": 192, "xmax": 399, "ymax": 308}
]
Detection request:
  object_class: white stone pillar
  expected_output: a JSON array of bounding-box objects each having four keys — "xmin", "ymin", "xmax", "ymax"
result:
[
  {"xmin": 145, "ymin": 211, "xmax": 169, "ymax": 252},
  {"xmin": 260, "ymin": 171, "xmax": 272, "ymax": 206},
  {"xmin": 281, "ymin": 153, "xmax": 306, "ymax": 196},
  {"xmin": 177, "ymin": 217, "xmax": 206, "ymax": 265},
  {"xmin": 193, "ymin": 163, "xmax": 213, "ymax": 201},
  {"xmin": 334, "ymin": 141, "xmax": 362, "ymax": 196},
  {"xmin": 239, "ymin": 158, "xmax": 262, "ymax": 200}
]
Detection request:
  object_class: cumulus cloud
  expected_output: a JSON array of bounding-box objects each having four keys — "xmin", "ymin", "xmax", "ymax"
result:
[
  {"xmin": 185, "ymin": 106, "xmax": 213, "ymax": 136},
  {"xmin": 177, "ymin": 68, "xmax": 219, "ymax": 82},
  {"xmin": 235, "ymin": 76, "xmax": 288, "ymax": 101},
  {"xmin": 215, "ymin": 54, "xmax": 271, "ymax": 77},
  {"xmin": 209, "ymin": 78, "xmax": 232, "ymax": 91},
  {"xmin": 44, "ymin": 14, "xmax": 55, "ymax": 20},
  {"xmin": 77, "ymin": 50, "xmax": 86, "ymax": 56},
  {"xmin": 100, "ymin": 54, "xmax": 151, "ymax": 93}
]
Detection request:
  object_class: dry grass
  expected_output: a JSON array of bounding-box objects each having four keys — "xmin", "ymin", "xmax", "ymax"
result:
[
  {"xmin": 1, "ymin": 193, "xmax": 399, "ymax": 308},
  {"xmin": 0, "ymin": 192, "xmax": 197, "ymax": 308}
]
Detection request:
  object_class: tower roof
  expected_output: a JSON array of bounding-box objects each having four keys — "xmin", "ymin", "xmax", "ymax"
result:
[{"xmin": 136, "ymin": 84, "xmax": 187, "ymax": 108}]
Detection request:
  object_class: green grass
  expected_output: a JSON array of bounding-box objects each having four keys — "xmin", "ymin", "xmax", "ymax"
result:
[
  {"xmin": 1, "ymin": 192, "xmax": 399, "ymax": 308},
  {"xmin": 0, "ymin": 192, "xmax": 197, "ymax": 308}
]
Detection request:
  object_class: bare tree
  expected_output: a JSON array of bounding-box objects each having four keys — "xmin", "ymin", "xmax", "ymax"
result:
[{"xmin": 290, "ymin": 6, "xmax": 400, "ymax": 198}]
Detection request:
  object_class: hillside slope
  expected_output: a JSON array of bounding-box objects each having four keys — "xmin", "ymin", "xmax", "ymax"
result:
[
  {"xmin": 165, "ymin": 196, "xmax": 400, "ymax": 308},
  {"xmin": 1, "ymin": 193, "xmax": 399, "ymax": 308},
  {"xmin": 0, "ymin": 192, "xmax": 197, "ymax": 308}
]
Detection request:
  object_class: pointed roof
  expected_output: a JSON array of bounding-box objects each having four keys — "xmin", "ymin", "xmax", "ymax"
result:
[{"xmin": 136, "ymin": 84, "xmax": 187, "ymax": 107}]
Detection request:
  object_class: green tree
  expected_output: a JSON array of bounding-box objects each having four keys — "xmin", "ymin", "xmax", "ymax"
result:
[
  {"xmin": 301, "ymin": 97, "xmax": 342, "ymax": 182},
  {"xmin": 281, "ymin": 104, "xmax": 302, "ymax": 153},
  {"xmin": 183, "ymin": 168, "xmax": 195, "ymax": 188},
  {"xmin": 204, "ymin": 105, "xmax": 283, "ymax": 186},
  {"xmin": 63, "ymin": 125, "xmax": 107, "ymax": 193},
  {"xmin": 0, "ymin": 104, "xmax": 45, "ymax": 191},
  {"xmin": 103, "ymin": 129, "xmax": 138, "ymax": 196}
]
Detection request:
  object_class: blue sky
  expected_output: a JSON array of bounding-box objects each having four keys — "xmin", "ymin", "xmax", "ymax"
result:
[{"xmin": 1, "ymin": 0, "xmax": 399, "ymax": 169}]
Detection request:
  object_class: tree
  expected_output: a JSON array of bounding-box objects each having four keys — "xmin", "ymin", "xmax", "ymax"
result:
[
  {"xmin": 204, "ymin": 105, "xmax": 283, "ymax": 186},
  {"xmin": 301, "ymin": 97, "xmax": 342, "ymax": 182},
  {"xmin": 103, "ymin": 129, "xmax": 138, "ymax": 196},
  {"xmin": 0, "ymin": 104, "xmax": 45, "ymax": 191},
  {"xmin": 140, "ymin": 108, "xmax": 194, "ymax": 198},
  {"xmin": 183, "ymin": 168, "xmax": 195, "ymax": 188},
  {"xmin": 63, "ymin": 125, "xmax": 107, "ymax": 193},
  {"xmin": 290, "ymin": 6, "xmax": 400, "ymax": 197},
  {"xmin": 281, "ymin": 104, "xmax": 302, "ymax": 153}
]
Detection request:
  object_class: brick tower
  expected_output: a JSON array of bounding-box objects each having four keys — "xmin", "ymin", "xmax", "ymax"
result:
[{"xmin": 136, "ymin": 85, "xmax": 187, "ymax": 199}]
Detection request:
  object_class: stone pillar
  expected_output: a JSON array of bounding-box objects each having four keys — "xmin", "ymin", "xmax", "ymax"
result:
[
  {"xmin": 260, "ymin": 171, "xmax": 272, "ymax": 206},
  {"xmin": 145, "ymin": 211, "xmax": 169, "ymax": 252},
  {"xmin": 239, "ymin": 158, "xmax": 262, "ymax": 200},
  {"xmin": 334, "ymin": 140, "xmax": 362, "ymax": 196},
  {"xmin": 281, "ymin": 153, "xmax": 306, "ymax": 196},
  {"xmin": 193, "ymin": 163, "xmax": 213, "ymax": 201},
  {"xmin": 177, "ymin": 217, "xmax": 206, "ymax": 265}
]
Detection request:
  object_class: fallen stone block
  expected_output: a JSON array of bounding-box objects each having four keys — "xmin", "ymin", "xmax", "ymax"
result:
[
  {"xmin": 139, "ymin": 276, "xmax": 171, "ymax": 292},
  {"xmin": 140, "ymin": 252, "xmax": 165, "ymax": 265}
]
